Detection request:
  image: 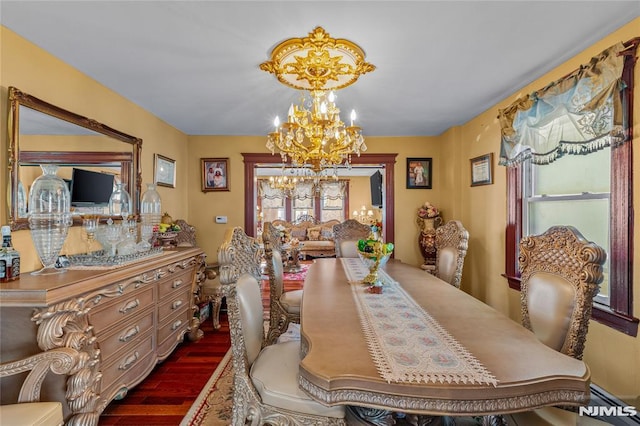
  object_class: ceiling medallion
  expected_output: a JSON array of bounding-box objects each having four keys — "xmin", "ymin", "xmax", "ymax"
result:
[
  {"xmin": 261, "ymin": 27, "xmax": 375, "ymax": 172},
  {"xmin": 260, "ymin": 26, "xmax": 375, "ymax": 91}
]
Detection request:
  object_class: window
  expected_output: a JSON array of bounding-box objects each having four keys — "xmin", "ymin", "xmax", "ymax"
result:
[
  {"xmin": 502, "ymin": 39, "xmax": 638, "ymax": 336},
  {"xmin": 256, "ymin": 179, "xmax": 348, "ymax": 233}
]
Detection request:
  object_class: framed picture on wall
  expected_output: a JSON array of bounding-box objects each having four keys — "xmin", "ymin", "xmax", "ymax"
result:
[
  {"xmin": 470, "ymin": 153, "xmax": 494, "ymax": 186},
  {"xmin": 406, "ymin": 157, "xmax": 432, "ymax": 189},
  {"xmin": 154, "ymin": 154, "xmax": 176, "ymax": 188},
  {"xmin": 201, "ymin": 158, "xmax": 230, "ymax": 192}
]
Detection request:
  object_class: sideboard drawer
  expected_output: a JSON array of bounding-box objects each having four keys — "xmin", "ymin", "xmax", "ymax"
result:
[
  {"xmin": 100, "ymin": 332, "xmax": 154, "ymax": 394},
  {"xmin": 157, "ymin": 288, "xmax": 190, "ymax": 320},
  {"xmin": 89, "ymin": 286, "xmax": 155, "ymax": 335},
  {"xmin": 158, "ymin": 270, "xmax": 192, "ymax": 300},
  {"xmin": 96, "ymin": 309, "xmax": 155, "ymax": 360},
  {"xmin": 157, "ymin": 309, "xmax": 191, "ymax": 355}
]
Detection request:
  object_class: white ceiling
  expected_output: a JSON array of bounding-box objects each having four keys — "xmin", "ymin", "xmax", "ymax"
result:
[{"xmin": 2, "ymin": 1, "xmax": 639, "ymax": 137}]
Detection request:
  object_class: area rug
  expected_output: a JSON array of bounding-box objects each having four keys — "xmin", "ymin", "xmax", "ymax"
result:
[
  {"xmin": 261, "ymin": 262, "xmax": 311, "ymax": 281},
  {"xmin": 283, "ymin": 262, "xmax": 311, "ymax": 281},
  {"xmin": 180, "ymin": 349, "xmax": 234, "ymax": 426}
]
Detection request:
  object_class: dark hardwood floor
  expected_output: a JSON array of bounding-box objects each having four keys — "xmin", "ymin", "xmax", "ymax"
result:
[{"xmin": 99, "ymin": 277, "xmax": 303, "ymax": 425}]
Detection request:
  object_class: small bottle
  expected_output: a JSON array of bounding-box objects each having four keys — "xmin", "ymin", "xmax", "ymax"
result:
[{"xmin": 1, "ymin": 225, "xmax": 20, "ymax": 281}]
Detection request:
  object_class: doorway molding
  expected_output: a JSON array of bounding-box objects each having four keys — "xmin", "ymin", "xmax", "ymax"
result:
[{"xmin": 242, "ymin": 153, "xmax": 397, "ymax": 244}]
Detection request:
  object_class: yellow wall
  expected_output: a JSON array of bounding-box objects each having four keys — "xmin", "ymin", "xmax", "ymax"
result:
[
  {"xmin": 187, "ymin": 135, "xmax": 442, "ymax": 266},
  {"xmin": 2, "ymin": 18, "xmax": 639, "ymax": 406},
  {"xmin": 447, "ymin": 19, "xmax": 640, "ymax": 405},
  {"xmin": 1, "ymin": 27, "xmax": 190, "ymax": 272}
]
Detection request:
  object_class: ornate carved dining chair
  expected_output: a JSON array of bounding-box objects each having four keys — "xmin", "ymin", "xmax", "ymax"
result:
[
  {"xmin": 0, "ymin": 347, "xmax": 80, "ymax": 426},
  {"xmin": 173, "ymin": 219, "xmax": 224, "ymax": 331},
  {"xmin": 218, "ymin": 227, "xmax": 346, "ymax": 425},
  {"xmin": 262, "ymin": 222, "xmax": 303, "ymax": 344},
  {"xmin": 333, "ymin": 219, "xmax": 372, "ymax": 258},
  {"xmin": 504, "ymin": 226, "xmax": 607, "ymax": 426},
  {"xmin": 434, "ymin": 220, "xmax": 469, "ymax": 288}
]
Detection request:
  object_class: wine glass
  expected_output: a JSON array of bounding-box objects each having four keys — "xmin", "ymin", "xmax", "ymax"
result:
[{"xmin": 82, "ymin": 214, "xmax": 100, "ymax": 255}]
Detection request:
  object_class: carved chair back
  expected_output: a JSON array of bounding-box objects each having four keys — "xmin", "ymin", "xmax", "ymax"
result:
[
  {"xmin": 263, "ymin": 221, "xmax": 301, "ymax": 345},
  {"xmin": 262, "ymin": 222, "xmax": 285, "ymax": 301},
  {"xmin": 0, "ymin": 347, "xmax": 80, "ymax": 425},
  {"xmin": 217, "ymin": 226, "xmax": 344, "ymax": 424},
  {"xmin": 434, "ymin": 220, "xmax": 469, "ymax": 288},
  {"xmin": 519, "ymin": 226, "xmax": 606, "ymax": 359},
  {"xmin": 333, "ymin": 219, "xmax": 372, "ymax": 258},
  {"xmin": 174, "ymin": 219, "xmax": 197, "ymax": 247}
]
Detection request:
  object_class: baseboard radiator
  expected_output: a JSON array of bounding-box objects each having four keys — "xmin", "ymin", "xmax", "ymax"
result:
[{"xmin": 588, "ymin": 384, "xmax": 640, "ymax": 425}]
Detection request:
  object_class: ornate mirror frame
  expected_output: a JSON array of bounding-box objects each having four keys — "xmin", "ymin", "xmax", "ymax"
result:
[{"xmin": 7, "ymin": 86, "xmax": 142, "ymax": 231}]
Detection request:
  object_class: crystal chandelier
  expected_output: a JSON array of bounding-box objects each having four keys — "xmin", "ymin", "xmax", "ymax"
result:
[
  {"xmin": 268, "ymin": 173, "xmax": 298, "ymax": 197},
  {"xmin": 261, "ymin": 27, "xmax": 375, "ymax": 172}
]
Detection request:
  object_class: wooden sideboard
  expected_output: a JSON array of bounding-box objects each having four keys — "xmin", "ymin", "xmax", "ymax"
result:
[{"xmin": 0, "ymin": 247, "xmax": 206, "ymax": 425}]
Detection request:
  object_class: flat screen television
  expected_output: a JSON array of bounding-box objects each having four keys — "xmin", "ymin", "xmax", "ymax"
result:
[
  {"xmin": 370, "ymin": 170, "xmax": 383, "ymax": 208},
  {"xmin": 70, "ymin": 168, "xmax": 115, "ymax": 207}
]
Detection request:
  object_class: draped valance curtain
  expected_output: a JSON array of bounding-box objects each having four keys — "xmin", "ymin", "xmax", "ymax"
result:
[{"xmin": 498, "ymin": 42, "xmax": 627, "ymax": 166}]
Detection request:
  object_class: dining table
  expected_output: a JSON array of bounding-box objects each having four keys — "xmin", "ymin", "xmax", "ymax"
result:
[{"xmin": 298, "ymin": 258, "xmax": 591, "ymax": 423}]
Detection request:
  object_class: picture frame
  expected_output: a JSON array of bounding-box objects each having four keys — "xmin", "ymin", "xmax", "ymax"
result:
[
  {"xmin": 470, "ymin": 153, "xmax": 494, "ymax": 187},
  {"xmin": 406, "ymin": 158, "xmax": 432, "ymax": 189},
  {"xmin": 201, "ymin": 158, "xmax": 230, "ymax": 192},
  {"xmin": 154, "ymin": 154, "xmax": 176, "ymax": 188}
]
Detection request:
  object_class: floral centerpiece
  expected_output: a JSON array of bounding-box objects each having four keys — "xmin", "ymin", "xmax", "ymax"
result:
[
  {"xmin": 357, "ymin": 238, "xmax": 394, "ymax": 293},
  {"xmin": 370, "ymin": 220, "xmax": 383, "ymax": 239},
  {"xmin": 417, "ymin": 201, "xmax": 439, "ymax": 219}
]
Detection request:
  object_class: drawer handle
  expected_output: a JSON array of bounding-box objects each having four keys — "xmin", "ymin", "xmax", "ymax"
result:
[
  {"xmin": 172, "ymin": 320, "xmax": 183, "ymax": 330},
  {"xmin": 172, "ymin": 300, "xmax": 183, "ymax": 310},
  {"xmin": 119, "ymin": 351, "xmax": 139, "ymax": 371},
  {"xmin": 172, "ymin": 279, "xmax": 184, "ymax": 289},
  {"xmin": 119, "ymin": 299, "xmax": 140, "ymax": 314},
  {"xmin": 119, "ymin": 326, "xmax": 140, "ymax": 342}
]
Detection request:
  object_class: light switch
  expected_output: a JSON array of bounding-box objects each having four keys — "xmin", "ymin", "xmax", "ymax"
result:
[{"xmin": 215, "ymin": 216, "xmax": 227, "ymax": 224}]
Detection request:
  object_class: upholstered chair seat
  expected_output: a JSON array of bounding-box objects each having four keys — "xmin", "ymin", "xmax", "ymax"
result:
[
  {"xmin": 279, "ymin": 288, "xmax": 303, "ymax": 315},
  {"xmin": 333, "ymin": 219, "xmax": 372, "ymax": 258},
  {"xmin": 434, "ymin": 220, "xmax": 469, "ymax": 288},
  {"xmin": 0, "ymin": 402, "xmax": 63, "ymax": 426},
  {"xmin": 218, "ymin": 227, "xmax": 346, "ymax": 425},
  {"xmin": 251, "ymin": 340, "xmax": 345, "ymax": 418}
]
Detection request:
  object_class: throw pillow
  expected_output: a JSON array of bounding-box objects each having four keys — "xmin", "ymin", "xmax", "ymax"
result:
[
  {"xmin": 290, "ymin": 225, "xmax": 307, "ymax": 240},
  {"xmin": 307, "ymin": 226, "xmax": 322, "ymax": 241},
  {"xmin": 320, "ymin": 226, "xmax": 334, "ymax": 241}
]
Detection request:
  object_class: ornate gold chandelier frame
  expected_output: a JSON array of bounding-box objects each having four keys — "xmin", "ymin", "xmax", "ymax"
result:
[{"xmin": 261, "ymin": 27, "xmax": 375, "ymax": 172}]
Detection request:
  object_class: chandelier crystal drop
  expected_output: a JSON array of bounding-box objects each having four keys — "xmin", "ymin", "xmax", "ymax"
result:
[{"xmin": 261, "ymin": 27, "xmax": 375, "ymax": 172}]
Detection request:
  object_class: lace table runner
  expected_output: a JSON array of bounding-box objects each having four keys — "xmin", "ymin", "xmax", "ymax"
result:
[{"xmin": 340, "ymin": 258, "xmax": 498, "ymax": 386}]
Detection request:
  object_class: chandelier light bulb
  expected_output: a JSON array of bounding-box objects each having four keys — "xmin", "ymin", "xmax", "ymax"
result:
[
  {"xmin": 350, "ymin": 109, "xmax": 357, "ymax": 126},
  {"xmin": 328, "ymin": 91, "xmax": 336, "ymax": 103},
  {"xmin": 320, "ymin": 101, "xmax": 328, "ymax": 115},
  {"xmin": 274, "ymin": 116, "xmax": 280, "ymax": 129}
]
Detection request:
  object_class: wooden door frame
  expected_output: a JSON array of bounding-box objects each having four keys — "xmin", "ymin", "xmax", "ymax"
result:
[{"xmin": 242, "ymin": 153, "xmax": 397, "ymax": 245}]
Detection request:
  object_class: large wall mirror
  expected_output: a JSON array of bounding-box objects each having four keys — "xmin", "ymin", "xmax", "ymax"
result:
[{"xmin": 7, "ymin": 86, "xmax": 142, "ymax": 231}]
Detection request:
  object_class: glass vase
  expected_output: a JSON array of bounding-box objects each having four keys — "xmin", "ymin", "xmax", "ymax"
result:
[
  {"xmin": 139, "ymin": 183, "xmax": 162, "ymax": 249},
  {"xmin": 109, "ymin": 183, "xmax": 131, "ymax": 220},
  {"xmin": 28, "ymin": 165, "xmax": 72, "ymax": 275}
]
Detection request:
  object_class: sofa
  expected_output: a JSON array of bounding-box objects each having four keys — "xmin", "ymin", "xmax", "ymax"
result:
[{"xmin": 272, "ymin": 216, "xmax": 341, "ymax": 258}]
